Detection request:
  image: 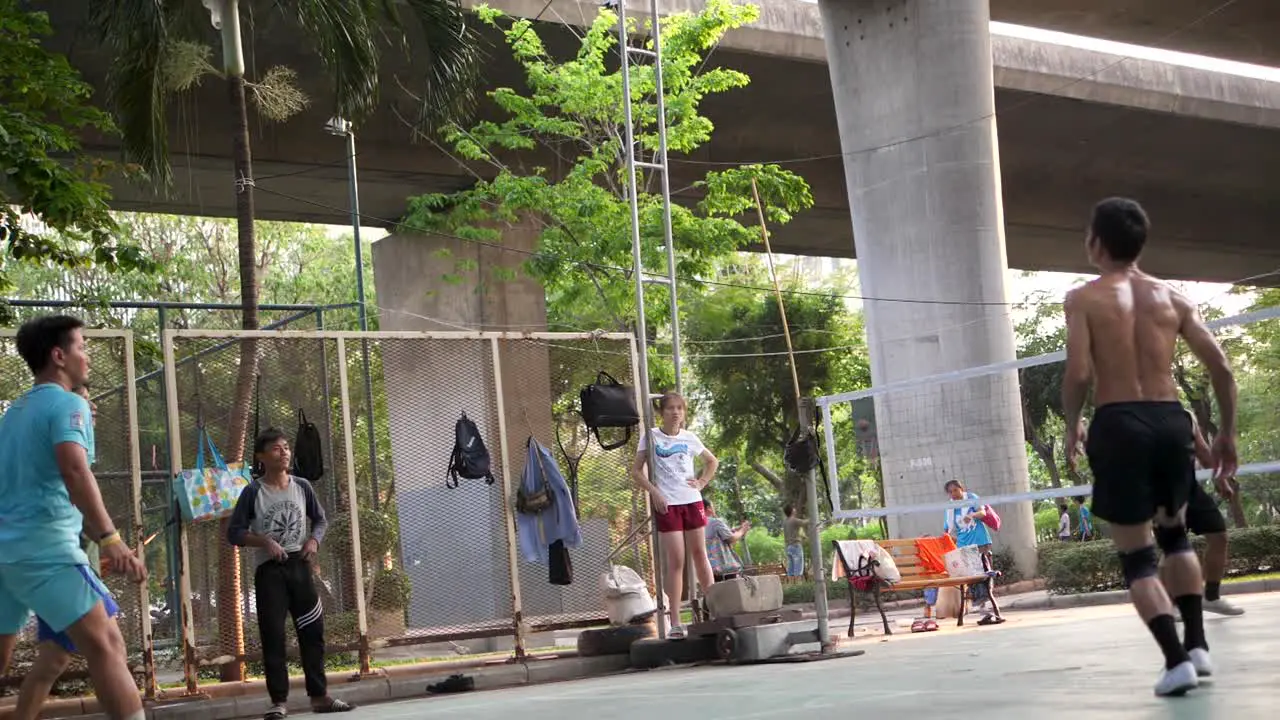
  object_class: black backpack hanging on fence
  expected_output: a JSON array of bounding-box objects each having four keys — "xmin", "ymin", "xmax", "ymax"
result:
[
  {"xmin": 579, "ymin": 371, "xmax": 640, "ymax": 451},
  {"xmin": 447, "ymin": 412, "xmax": 495, "ymax": 488},
  {"xmin": 291, "ymin": 409, "xmax": 325, "ymax": 482}
]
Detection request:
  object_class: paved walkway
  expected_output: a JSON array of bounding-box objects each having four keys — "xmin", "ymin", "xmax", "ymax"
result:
[{"xmin": 329, "ymin": 593, "xmax": 1277, "ymax": 720}]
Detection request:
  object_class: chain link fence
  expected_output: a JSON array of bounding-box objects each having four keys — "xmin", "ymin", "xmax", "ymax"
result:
[
  {"xmin": 161, "ymin": 329, "xmax": 649, "ymax": 680},
  {"xmin": 163, "ymin": 329, "xmax": 359, "ymax": 687},
  {"xmin": 0, "ymin": 330, "xmax": 150, "ymax": 697}
]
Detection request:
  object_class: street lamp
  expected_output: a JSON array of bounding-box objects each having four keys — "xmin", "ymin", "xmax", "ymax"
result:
[
  {"xmin": 324, "ymin": 117, "xmax": 367, "ymax": 332},
  {"xmin": 326, "ymin": 117, "xmax": 380, "ymax": 509}
]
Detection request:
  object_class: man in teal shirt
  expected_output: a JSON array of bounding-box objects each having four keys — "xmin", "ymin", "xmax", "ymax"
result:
[{"xmin": 0, "ymin": 315, "xmax": 147, "ymax": 720}]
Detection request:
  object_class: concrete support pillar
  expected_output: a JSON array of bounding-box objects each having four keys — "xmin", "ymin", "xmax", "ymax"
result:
[
  {"xmin": 816, "ymin": 0, "xmax": 1036, "ymax": 573},
  {"xmin": 371, "ymin": 220, "xmax": 607, "ymax": 628}
]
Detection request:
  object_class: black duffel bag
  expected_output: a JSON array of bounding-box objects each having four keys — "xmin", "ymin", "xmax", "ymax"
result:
[{"xmin": 580, "ymin": 371, "xmax": 641, "ymax": 451}]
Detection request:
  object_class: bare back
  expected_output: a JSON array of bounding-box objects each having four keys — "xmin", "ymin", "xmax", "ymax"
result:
[{"xmin": 1070, "ymin": 270, "xmax": 1187, "ymax": 406}]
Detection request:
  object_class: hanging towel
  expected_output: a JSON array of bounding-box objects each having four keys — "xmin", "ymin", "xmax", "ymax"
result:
[
  {"xmin": 516, "ymin": 438, "xmax": 582, "ymax": 564},
  {"xmin": 831, "ymin": 539, "xmax": 883, "ymax": 580},
  {"xmin": 915, "ymin": 535, "xmax": 958, "ymax": 575}
]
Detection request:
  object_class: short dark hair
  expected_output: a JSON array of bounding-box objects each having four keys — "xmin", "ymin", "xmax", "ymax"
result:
[
  {"xmin": 1074, "ymin": 496, "xmax": 1085, "ymax": 504},
  {"xmin": 944, "ymin": 480, "xmax": 962, "ymax": 492},
  {"xmin": 703, "ymin": 499, "xmax": 715, "ymax": 514},
  {"xmin": 15, "ymin": 315, "xmax": 85, "ymax": 374},
  {"xmin": 254, "ymin": 427, "xmax": 288, "ymax": 455},
  {"xmin": 1090, "ymin": 197, "xmax": 1149, "ymax": 262},
  {"xmin": 783, "ymin": 504, "xmax": 794, "ymax": 516}
]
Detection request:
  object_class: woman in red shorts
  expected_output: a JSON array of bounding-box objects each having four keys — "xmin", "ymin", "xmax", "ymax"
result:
[{"xmin": 630, "ymin": 391, "xmax": 719, "ymax": 639}]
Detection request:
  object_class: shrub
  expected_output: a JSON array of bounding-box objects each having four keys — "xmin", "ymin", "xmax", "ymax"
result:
[
  {"xmin": 744, "ymin": 527, "xmax": 784, "ymax": 566},
  {"xmin": 1039, "ymin": 525, "xmax": 1280, "ymax": 595},
  {"xmin": 369, "ymin": 568, "xmax": 412, "ymax": 611}
]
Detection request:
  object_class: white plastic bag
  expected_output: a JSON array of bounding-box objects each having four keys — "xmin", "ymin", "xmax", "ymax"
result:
[
  {"xmin": 600, "ymin": 565, "xmax": 656, "ymax": 626},
  {"xmin": 944, "ymin": 545, "xmax": 985, "ymax": 578}
]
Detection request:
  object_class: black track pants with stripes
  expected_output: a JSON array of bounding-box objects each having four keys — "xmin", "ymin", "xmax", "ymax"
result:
[{"xmin": 255, "ymin": 553, "xmax": 327, "ymax": 703}]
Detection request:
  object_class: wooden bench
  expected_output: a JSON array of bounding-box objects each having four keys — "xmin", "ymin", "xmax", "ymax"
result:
[{"xmin": 831, "ymin": 539, "xmax": 1001, "ymax": 637}]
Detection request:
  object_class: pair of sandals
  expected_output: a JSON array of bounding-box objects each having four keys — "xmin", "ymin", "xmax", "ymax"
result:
[
  {"xmin": 910, "ymin": 618, "xmax": 939, "ymax": 633},
  {"xmin": 264, "ymin": 698, "xmax": 355, "ymax": 720},
  {"xmin": 910, "ymin": 614, "xmax": 1006, "ymax": 633}
]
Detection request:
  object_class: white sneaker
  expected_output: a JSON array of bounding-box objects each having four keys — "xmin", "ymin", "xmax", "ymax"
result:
[
  {"xmin": 1188, "ymin": 648, "xmax": 1213, "ymax": 678},
  {"xmin": 668, "ymin": 625, "xmax": 687, "ymax": 640},
  {"xmin": 1154, "ymin": 661, "xmax": 1199, "ymax": 697},
  {"xmin": 1203, "ymin": 597, "xmax": 1245, "ymax": 616}
]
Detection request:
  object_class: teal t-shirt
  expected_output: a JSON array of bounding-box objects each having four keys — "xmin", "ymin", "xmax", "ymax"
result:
[{"xmin": 0, "ymin": 383, "xmax": 94, "ymax": 565}]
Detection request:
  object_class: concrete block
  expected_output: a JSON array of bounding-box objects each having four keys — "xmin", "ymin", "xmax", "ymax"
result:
[
  {"xmin": 152, "ymin": 698, "xmax": 236, "ymax": 720},
  {"xmin": 333, "ymin": 677, "xmax": 392, "ymax": 706},
  {"xmin": 471, "ymin": 663, "xmax": 529, "ymax": 690},
  {"xmin": 526, "ymin": 655, "xmax": 627, "ymax": 684},
  {"xmin": 387, "ymin": 675, "xmax": 430, "ymax": 701}
]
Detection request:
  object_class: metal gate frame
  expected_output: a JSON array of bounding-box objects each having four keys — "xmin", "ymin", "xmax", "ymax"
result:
[{"xmin": 161, "ymin": 328, "xmax": 645, "ymax": 688}]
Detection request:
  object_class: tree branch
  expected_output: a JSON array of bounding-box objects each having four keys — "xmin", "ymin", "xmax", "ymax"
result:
[{"xmin": 750, "ymin": 461, "xmax": 783, "ymax": 492}]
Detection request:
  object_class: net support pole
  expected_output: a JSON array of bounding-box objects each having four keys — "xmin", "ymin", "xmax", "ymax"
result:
[{"xmin": 798, "ymin": 397, "xmax": 830, "ymax": 650}]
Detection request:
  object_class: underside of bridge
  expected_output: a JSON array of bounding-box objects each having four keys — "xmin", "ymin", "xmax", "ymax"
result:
[{"xmin": 40, "ymin": 2, "xmax": 1280, "ymax": 285}]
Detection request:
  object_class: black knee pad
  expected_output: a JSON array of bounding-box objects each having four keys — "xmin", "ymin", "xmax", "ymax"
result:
[
  {"xmin": 1154, "ymin": 524, "xmax": 1193, "ymax": 555},
  {"xmin": 1118, "ymin": 546, "xmax": 1160, "ymax": 585}
]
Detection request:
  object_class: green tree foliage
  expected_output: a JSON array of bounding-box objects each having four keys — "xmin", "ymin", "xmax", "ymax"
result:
[
  {"xmin": 685, "ymin": 258, "xmax": 868, "ymax": 509},
  {"xmin": 1014, "ymin": 288, "xmax": 1073, "ymax": 489},
  {"xmin": 402, "ymin": 1, "xmax": 814, "ymax": 390},
  {"xmin": 0, "ymin": 2, "xmax": 150, "ymax": 304}
]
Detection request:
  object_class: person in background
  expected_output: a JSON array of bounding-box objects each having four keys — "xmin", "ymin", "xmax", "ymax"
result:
[
  {"xmin": 1167, "ymin": 410, "xmax": 1244, "ymax": 617},
  {"xmin": 703, "ymin": 499, "xmax": 749, "ymax": 583},
  {"xmin": 227, "ymin": 428, "xmax": 353, "ymax": 720},
  {"xmin": 1058, "ymin": 504, "xmax": 1073, "ymax": 542},
  {"xmin": 630, "ymin": 391, "xmax": 718, "ymax": 641},
  {"xmin": 782, "ymin": 504, "xmax": 806, "ymax": 577},
  {"xmin": 1075, "ymin": 496, "xmax": 1095, "ymax": 541},
  {"xmin": 943, "ymin": 480, "xmax": 1002, "ymax": 625}
]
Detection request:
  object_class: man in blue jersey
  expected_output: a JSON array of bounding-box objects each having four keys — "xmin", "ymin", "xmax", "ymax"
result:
[{"xmin": 0, "ymin": 316, "xmax": 147, "ymax": 720}]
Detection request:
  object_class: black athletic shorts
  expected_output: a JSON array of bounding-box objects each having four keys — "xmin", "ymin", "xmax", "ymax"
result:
[
  {"xmin": 1086, "ymin": 401, "xmax": 1196, "ymax": 526},
  {"xmin": 1185, "ymin": 480, "xmax": 1227, "ymax": 535}
]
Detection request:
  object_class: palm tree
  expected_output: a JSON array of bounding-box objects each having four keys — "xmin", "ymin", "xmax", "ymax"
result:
[{"xmin": 90, "ymin": 0, "xmax": 481, "ymax": 682}]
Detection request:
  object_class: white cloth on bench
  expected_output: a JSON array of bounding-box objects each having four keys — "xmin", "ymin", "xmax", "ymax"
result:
[{"xmin": 832, "ymin": 540, "xmax": 901, "ymax": 584}]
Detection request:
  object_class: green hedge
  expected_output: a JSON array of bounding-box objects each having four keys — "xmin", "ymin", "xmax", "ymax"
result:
[{"xmin": 1039, "ymin": 525, "xmax": 1280, "ymax": 595}]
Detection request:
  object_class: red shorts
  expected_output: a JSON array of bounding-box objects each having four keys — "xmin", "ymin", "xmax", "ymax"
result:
[{"xmin": 654, "ymin": 501, "xmax": 707, "ymax": 533}]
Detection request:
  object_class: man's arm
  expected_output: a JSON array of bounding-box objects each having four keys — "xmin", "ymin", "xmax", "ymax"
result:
[
  {"xmin": 1178, "ymin": 301, "xmax": 1237, "ymax": 437},
  {"xmin": 226, "ymin": 485, "xmax": 257, "ymax": 546},
  {"xmin": 1186, "ymin": 412, "xmax": 1215, "ymax": 468},
  {"xmin": 300, "ymin": 479, "xmax": 328, "ymax": 544},
  {"xmin": 1062, "ymin": 288, "xmax": 1093, "ymax": 428},
  {"xmin": 55, "ymin": 443, "xmax": 116, "ymax": 540}
]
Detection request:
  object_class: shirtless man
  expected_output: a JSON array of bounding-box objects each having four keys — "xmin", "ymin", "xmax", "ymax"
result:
[{"xmin": 1063, "ymin": 198, "xmax": 1237, "ymax": 698}]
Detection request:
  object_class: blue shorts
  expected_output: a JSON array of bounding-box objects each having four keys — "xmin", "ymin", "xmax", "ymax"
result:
[{"xmin": 0, "ymin": 564, "xmax": 118, "ymax": 650}]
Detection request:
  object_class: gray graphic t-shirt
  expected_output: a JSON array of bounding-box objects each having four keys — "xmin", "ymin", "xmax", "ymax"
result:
[{"xmin": 227, "ymin": 476, "xmax": 328, "ymax": 567}]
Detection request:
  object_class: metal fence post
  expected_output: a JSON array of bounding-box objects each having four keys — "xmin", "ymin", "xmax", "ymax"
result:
[
  {"xmin": 798, "ymin": 397, "xmax": 830, "ymax": 651},
  {"xmin": 626, "ymin": 337, "xmax": 664, "ymax": 638},
  {"xmin": 161, "ymin": 330, "xmax": 200, "ymax": 694},
  {"xmin": 122, "ymin": 331, "xmax": 158, "ymax": 698},
  {"xmin": 335, "ymin": 338, "xmax": 372, "ymax": 675},
  {"xmin": 489, "ymin": 338, "xmax": 527, "ymax": 659}
]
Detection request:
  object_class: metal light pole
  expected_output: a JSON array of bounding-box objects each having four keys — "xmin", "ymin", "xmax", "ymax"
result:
[{"xmin": 326, "ymin": 117, "xmax": 381, "ymax": 510}]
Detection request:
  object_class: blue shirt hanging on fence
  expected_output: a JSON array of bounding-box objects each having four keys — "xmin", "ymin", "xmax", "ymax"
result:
[{"xmin": 516, "ymin": 438, "xmax": 582, "ymax": 564}]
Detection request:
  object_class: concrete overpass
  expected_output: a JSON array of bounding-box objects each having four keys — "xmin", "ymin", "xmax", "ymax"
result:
[{"xmin": 42, "ymin": 0, "xmax": 1280, "ymax": 283}]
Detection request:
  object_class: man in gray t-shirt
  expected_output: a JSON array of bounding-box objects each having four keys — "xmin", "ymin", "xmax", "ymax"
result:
[{"xmin": 228, "ymin": 428, "xmax": 352, "ymax": 719}]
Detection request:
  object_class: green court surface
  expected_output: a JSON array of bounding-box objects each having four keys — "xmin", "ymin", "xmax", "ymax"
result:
[{"xmin": 334, "ymin": 593, "xmax": 1278, "ymax": 720}]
